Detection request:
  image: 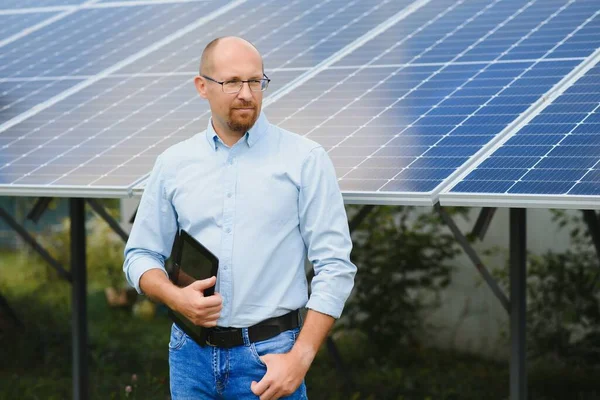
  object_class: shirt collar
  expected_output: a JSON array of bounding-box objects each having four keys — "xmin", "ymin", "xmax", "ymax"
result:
[{"xmin": 205, "ymin": 112, "xmax": 269, "ymax": 151}]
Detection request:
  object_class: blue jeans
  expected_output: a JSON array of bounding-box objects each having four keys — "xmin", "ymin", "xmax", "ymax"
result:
[{"xmin": 169, "ymin": 323, "xmax": 308, "ymax": 399}]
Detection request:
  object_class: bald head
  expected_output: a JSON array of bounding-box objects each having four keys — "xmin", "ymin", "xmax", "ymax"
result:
[{"xmin": 199, "ymin": 36, "xmax": 264, "ymax": 76}]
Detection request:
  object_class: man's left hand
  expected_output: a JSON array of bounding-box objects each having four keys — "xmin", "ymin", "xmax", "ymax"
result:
[{"xmin": 250, "ymin": 351, "xmax": 310, "ymax": 400}]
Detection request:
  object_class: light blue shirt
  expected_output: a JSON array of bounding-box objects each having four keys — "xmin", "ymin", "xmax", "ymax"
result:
[{"xmin": 123, "ymin": 112, "xmax": 357, "ymax": 327}]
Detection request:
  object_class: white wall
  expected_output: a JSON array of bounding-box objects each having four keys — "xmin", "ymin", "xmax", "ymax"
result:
[{"xmin": 424, "ymin": 207, "xmax": 575, "ymax": 361}]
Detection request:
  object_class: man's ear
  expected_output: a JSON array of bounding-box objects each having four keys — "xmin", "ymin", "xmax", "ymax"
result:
[{"xmin": 194, "ymin": 75, "xmax": 208, "ymax": 99}]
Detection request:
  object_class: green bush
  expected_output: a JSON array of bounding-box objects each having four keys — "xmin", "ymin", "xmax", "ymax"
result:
[
  {"xmin": 27, "ymin": 212, "xmax": 127, "ymax": 289},
  {"xmin": 341, "ymin": 205, "xmax": 463, "ymax": 357},
  {"xmin": 494, "ymin": 210, "xmax": 600, "ymax": 367}
]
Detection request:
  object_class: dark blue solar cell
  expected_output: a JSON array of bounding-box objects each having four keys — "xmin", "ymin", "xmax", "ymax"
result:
[
  {"xmin": 416, "ymin": 115, "xmax": 466, "ymax": 126},
  {"xmin": 535, "ymin": 157, "xmax": 597, "ymax": 170},
  {"xmin": 518, "ymin": 124, "xmax": 575, "ymax": 134},
  {"xmin": 428, "ymin": 105, "xmax": 480, "ymax": 116},
  {"xmin": 522, "ymin": 168, "xmax": 588, "ymax": 182},
  {"xmin": 515, "ymin": 77, "xmax": 563, "ymax": 87},
  {"xmin": 454, "ymin": 86, "xmax": 501, "ymax": 97},
  {"xmin": 452, "ymin": 180, "xmax": 514, "ymax": 193},
  {"xmin": 561, "ymin": 135, "xmax": 600, "ymax": 146},
  {"xmin": 492, "ymin": 146, "xmax": 552, "ymax": 157},
  {"xmin": 426, "ymin": 146, "xmax": 479, "ymax": 158},
  {"xmin": 465, "ymin": 168, "xmax": 528, "ymax": 181},
  {"xmin": 569, "ymin": 182, "xmax": 600, "ymax": 195},
  {"xmin": 585, "ymin": 112, "xmax": 600, "ymax": 124},
  {"xmin": 477, "ymin": 104, "xmax": 530, "ymax": 115},
  {"xmin": 573, "ymin": 123, "xmax": 600, "ymax": 134},
  {"xmin": 544, "ymin": 103, "xmax": 598, "ymax": 114},
  {"xmin": 439, "ymin": 96, "xmax": 491, "ymax": 107},
  {"xmin": 466, "ymin": 115, "xmax": 516, "ymax": 125},
  {"xmin": 581, "ymin": 170, "xmax": 600, "ymax": 182},
  {"xmin": 501, "ymin": 85, "xmax": 552, "ymax": 96},
  {"xmin": 438, "ymin": 135, "xmax": 495, "ymax": 146},
  {"xmin": 504, "ymin": 135, "xmax": 565, "ymax": 146},
  {"xmin": 410, "ymin": 157, "xmax": 468, "ymax": 169},
  {"xmin": 529, "ymin": 113, "xmax": 590, "ymax": 124},
  {"xmin": 550, "ymin": 145, "xmax": 600, "ymax": 157},
  {"xmin": 555, "ymin": 93, "xmax": 600, "ymax": 104},
  {"xmin": 451, "ymin": 125, "xmax": 503, "ymax": 135},
  {"xmin": 509, "ymin": 181, "xmax": 573, "ymax": 194},
  {"xmin": 477, "ymin": 156, "xmax": 542, "ymax": 169}
]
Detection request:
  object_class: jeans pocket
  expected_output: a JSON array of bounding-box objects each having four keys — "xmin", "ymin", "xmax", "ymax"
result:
[
  {"xmin": 250, "ymin": 328, "xmax": 300, "ymax": 367},
  {"xmin": 169, "ymin": 323, "xmax": 187, "ymax": 351}
]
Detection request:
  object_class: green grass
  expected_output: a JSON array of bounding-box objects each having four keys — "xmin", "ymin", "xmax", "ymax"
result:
[{"xmin": 2, "ymin": 250, "xmax": 600, "ymax": 400}]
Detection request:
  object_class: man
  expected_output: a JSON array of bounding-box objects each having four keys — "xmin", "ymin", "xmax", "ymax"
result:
[{"xmin": 123, "ymin": 36, "xmax": 356, "ymax": 400}]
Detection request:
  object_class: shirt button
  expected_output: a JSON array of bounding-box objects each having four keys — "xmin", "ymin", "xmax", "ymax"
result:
[
  {"xmin": 227, "ymin": 192, "xmax": 232, "ymax": 198},
  {"xmin": 225, "ymin": 227, "xmax": 231, "ymax": 233},
  {"xmin": 228, "ymin": 158, "xmax": 235, "ymax": 165}
]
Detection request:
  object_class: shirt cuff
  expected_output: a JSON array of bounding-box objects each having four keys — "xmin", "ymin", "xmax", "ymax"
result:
[
  {"xmin": 305, "ymin": 291, "xmax": 346, "ymax": 319},
  {"xmin": 125, "ymin": 255, "xmax": 169, "ymax": 294}
]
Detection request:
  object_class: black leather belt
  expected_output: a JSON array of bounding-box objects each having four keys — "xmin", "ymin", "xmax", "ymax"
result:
[{"xmin": 206, "ymin": 310, "xmax": 300, "ymax": 348}]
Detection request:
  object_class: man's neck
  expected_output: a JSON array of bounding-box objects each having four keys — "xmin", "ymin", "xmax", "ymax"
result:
[{"xmin": 212, "ymin": 120, "xmax": 245, "ymax": 147}]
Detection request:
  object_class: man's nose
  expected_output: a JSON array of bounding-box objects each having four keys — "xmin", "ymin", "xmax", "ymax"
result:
[{"xmin": 237, "ymin": 82, "xmax": 254, "ymax": 101}]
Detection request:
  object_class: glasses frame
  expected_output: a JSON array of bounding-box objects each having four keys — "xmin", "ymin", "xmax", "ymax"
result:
[{"xmin": 200, "ymin": 73, "xmax": 271, "ymax": 94}]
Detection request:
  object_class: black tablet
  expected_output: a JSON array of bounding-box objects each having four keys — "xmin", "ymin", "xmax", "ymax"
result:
[{"xmin": 168, "ymin": 229, "xmax": 219, "ymax": 347}]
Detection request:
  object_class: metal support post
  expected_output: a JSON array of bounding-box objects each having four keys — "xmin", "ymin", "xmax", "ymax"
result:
[
  {"xmin": 471, "ymin": 207, "xmax": 497, "ymax": 241},
  {"xmin": 26, "ymin": 197, "xmax": 54, "ymax": 223},
  {"xmin": 582, "ymin": 210, "xmax": 600, "ymax": 263},
  {"xmin": 0, "ymin": 206, "xmax": 71, "ymax": 282},
  {"xmin": 70, "ymin": 198, "xmax": 88, "ymax": 400},
  {"xmin": 86, "ymin": 198, "xmax": 129, "ymax": 243},
  {"xmin": 436, "ymin": 204, "xmax": 510, "ymax": 312},
  {"xmin": 510, "ymin": 208, "xmax": 527, "ymax": 400}
]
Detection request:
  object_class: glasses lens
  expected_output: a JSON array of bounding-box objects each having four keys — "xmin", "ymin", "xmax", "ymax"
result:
[
  {"xmin": 248, "ymin": 80, "xmax": 262, "ymax": 91},
  {"xmin": 260, "ymin": 79, "xmax": 269, "ymax": 91},
  {"xmin": 223, "ymin": 81, "xmax": 242, "ymax": 93}
]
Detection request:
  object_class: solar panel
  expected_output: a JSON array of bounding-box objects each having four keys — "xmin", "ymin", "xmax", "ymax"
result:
[
  {"xmin": 338, "ymin": 0, "xmax": 599, "ymax": 66},
  {"xmin": 264, "ymin": 0, "xmax": 600, "ymax": 205},
  {"xmin": 2, "ymin": 0, "xmax": 600, "ymax": 204},
  {"xmin": 0, "ymin": 0, "xmax": 417, "ymax": 197},
  {"xmin": 0, "ymin": 0, "xmax": 85, "ymax": 9},
  {"xmin": 0, "ymin": 79, "xmax": 84, "ymax": 122},
  {"xmin": 0, "ymin": 12, "xmax": 60, "ymax": 41},
  {"xmin": 117, "ymin": 0, "xmax": 415, "ymax": 74},
  {"xmin": 440, "ymin": 59, "xmax": 600, "ymax": 210},
  {"xmin": 0, "ymin": 2, "xmax": 225, "ymax": 79}
]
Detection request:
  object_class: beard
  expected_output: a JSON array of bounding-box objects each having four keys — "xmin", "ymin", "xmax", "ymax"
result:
[{"xmin": 227, "ymin": 101, "xmax": 259, "ymax": 133}]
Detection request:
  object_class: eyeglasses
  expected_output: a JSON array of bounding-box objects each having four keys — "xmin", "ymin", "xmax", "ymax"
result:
[{"xmin": 201, "ymin": 74, "xmax": 271, "ymax": 94}]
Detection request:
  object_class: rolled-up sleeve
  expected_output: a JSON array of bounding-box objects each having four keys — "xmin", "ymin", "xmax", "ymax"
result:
[
  {"xmin": 123, "ymin": 155, "xmax": 178, "ymax": 294},
  {"xmin": 299, "ymin": 146, "xmax": 357, "ymax": 319}
]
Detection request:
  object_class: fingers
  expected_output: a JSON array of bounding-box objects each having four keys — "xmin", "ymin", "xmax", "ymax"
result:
[
  {"xmin": 259, "ymin": 386, "xmax": 280, "ymax": 400},
  {"xmin": 190, "ymin": 276, "xmax": 217, "ymax": 292},
  {"xmin": 251, "ymin": 379, "xmax": 268, "ymax": 397},
  {"xmin": 202, "ymin": 293, "xmax": 223, "ymax": 308}
]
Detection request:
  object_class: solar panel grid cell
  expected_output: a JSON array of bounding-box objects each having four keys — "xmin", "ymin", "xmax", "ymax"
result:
[{"xmin": 447, "ymin": 63, "xmax": 600, "ymax": 200}]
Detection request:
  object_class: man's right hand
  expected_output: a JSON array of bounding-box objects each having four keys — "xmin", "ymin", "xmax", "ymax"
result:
[{"xmin": 174, "ymin": 276, "xmax": 222, "ymax": 327}]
